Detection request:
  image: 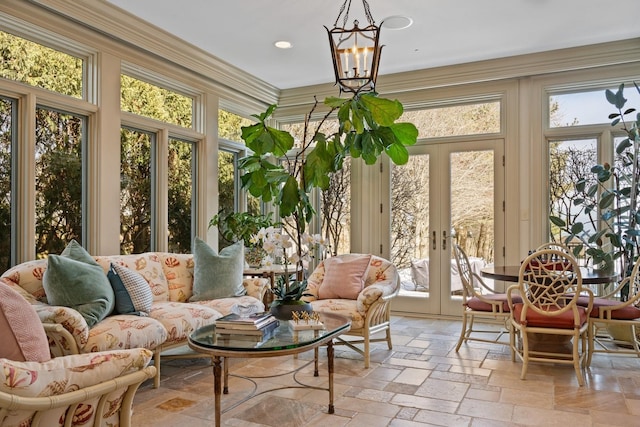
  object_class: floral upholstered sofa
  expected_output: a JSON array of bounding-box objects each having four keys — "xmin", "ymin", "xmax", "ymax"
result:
[{"xmin": 1, "ymin": 248, "xmax": 267, "ymax": 388}]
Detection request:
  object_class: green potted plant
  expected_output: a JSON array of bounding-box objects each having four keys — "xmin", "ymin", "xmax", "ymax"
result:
[
  {"xmin": 208, "ymin": 210, "xmax": 278, "ymax": 267},
  {"xmin": 239, "ymin": 93, "xmax": 418, "ymax": 315},
  {"xmin": 550, "ymin": 82, "xmax": 640, "ymax": 298}
]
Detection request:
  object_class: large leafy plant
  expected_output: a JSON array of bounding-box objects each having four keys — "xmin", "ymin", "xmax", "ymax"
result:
[
  {"xmin": 239, "ymin": 92, "xmax": 418, "ymax": 276},
  {"xmin": 209, "ymin": 211, "xmax": 277, "ymax": 248},
  {"xmin": 550, "ymin": 83, "xmax": 640, "ymax": 294}
]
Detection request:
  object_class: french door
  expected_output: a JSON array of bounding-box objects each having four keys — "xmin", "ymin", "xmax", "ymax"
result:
[{"xmin": 390, "ymin": 139, "xmax": 504, "ymax": 316}]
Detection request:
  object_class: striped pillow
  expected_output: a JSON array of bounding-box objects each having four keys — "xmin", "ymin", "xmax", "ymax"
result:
[{"xmin": 107, "ymin": 263, "xmax": 153, "ymax": 316}]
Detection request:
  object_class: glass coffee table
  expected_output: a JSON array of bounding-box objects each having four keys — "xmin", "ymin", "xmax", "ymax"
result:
[{"xmin": 188, "ymin": 311, "xmax": 351, "ymax": 427}]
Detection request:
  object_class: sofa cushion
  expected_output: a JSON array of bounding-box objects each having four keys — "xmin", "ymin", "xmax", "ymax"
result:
[
  {"xmin": 43, "ymin": 240, "xmax": 115, "ymax": 327},
  {"xmin": 190, "ymin": 238, "xmax": 245, "ymax": 302},
  {"xmin": 94, "ymin": 253, "xmax": 170, "ymax": 302},
  {"xmin": 108, "ymin": 263, "xmax": 153, "ymax": 316},
  {"xmin": 0, "ymin": 279, "xmax": 51, "ymax": 362},
  {"xmin": 84, "ymin": 315, "xmax": 168, "ymax": 353},
  {"xmin": 319, "ymin": 254, "xmax": 371, "ymax": 300},
  {"xmin": 149, "ymin": 301, "xmax": 221, "ymax": 345}
]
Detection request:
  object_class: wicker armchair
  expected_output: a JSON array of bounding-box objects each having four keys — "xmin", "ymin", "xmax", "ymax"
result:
[{"xmin": 304, "ymin": 254, "xmax": 400, "ymax": 368}]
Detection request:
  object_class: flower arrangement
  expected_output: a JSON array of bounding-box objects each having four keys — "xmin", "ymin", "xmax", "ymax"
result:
[{"xmin": 251, "ymin": 226, "xmax": 327, "ymax": 301}]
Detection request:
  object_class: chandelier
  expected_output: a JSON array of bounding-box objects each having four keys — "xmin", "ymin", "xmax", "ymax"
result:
[{"xmin": 326, "ymin": 0, "xmax": 383, "ymax": 94}]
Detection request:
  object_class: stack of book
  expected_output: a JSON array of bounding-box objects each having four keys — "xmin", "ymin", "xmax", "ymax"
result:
[{"xmin": 215, "ymin": 312, "xmax": 279, "ymax": 341}]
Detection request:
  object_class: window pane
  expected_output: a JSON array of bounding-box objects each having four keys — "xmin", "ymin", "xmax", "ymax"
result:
[
  {"xmin": 548, "ymin": 138, "xmax": 598, "ymax": 248},
  {"xmin": 391, "ymin": 154, "xmax": 430, "ymax": 275},
  {"xmin": 120, "ymin": 128, "xmax": 153, "ymax": 254},
  {"xmin": 218, "ymin": 110, "xmax": 253, "ymax": 143},
  {"xmin": 321, "ymin": 157, "xmax": 350, "ymax": 256},
  {"xmin": 400, "ymin": 102, "xmax": 500, "ymax": 138},
  {"xmin": 35, "ymin": 107, "xmax": 84, "ymax": 258},
  {"xmin": 0, "ymin": 31, "xmax": 82, "ymax": 98},
  {"xmin": 451, "ymin": 150, "xmax": 495, "ymax": 263},
  {"xmin": 0, "ymin": 97, "xmax": 13, "ymax": 272},
  {"xmin": 168, "ymin": 138, "xmax": 194, "ymax": 253},
  {"xmin": 120, "ymin": 75, "xmax": 192, "ymax": 127},
  {"xmin": 218, "ymin": 149, "xmax": 235, "ymax": 212},
  {"xmin": 550, "ymin": 87, "xmax": 640, "ymax": 128}
]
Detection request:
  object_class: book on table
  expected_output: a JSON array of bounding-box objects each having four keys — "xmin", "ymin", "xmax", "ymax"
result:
[
  {"xmin": 216, "ymin": 317, "xmax": 279, "ymax": 339},
  {"xmin": 215, "ymin": 312, "xmax": 277, "ymax": 331}
]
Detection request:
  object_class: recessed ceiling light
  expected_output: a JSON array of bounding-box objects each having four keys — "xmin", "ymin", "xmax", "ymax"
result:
[
  {"xmin": 274, "ymin": 40, "xmax": 293, "ymax": 49},
  {"xmin": 382, "ymin": 15, "xmax": 413, "ymax": 30}
]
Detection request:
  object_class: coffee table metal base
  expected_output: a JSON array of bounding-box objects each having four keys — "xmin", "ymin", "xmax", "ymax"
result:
[{"xmin": 209, "ymin": 341, "xmax": 334, "ymax": 426}]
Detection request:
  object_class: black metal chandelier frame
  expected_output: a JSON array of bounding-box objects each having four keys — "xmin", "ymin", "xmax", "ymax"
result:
[{"xmin": 325, "ymin": 0, "xmax": 383, "ymax": 95}]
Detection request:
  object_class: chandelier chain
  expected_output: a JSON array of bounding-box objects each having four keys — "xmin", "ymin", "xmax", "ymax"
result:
[{"xmin": 333, "ymin": 0, "xmax": 375, "ymax": 28}]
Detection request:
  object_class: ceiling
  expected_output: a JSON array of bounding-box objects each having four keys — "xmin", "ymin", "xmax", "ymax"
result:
[{"xmin": 105, "ymin": 0, "xmax": 640, "ymax": 90}]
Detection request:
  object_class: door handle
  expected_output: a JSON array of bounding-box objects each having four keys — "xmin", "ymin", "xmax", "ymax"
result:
[
  {"xmin": 442, "ymin": 231, "xmax": 447, "ymax": 251},
  {"xmin": 432, "ymin": 231, "xmax": 436, "ymax": 251}
]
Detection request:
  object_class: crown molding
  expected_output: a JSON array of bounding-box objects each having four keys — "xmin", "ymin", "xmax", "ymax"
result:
[
  {"xmin": 21, "ymin": 0, "xmax": 280, "ymax": 106},
  {"xmin": 278, "ymin": 37, "xmax": 640, "ymax": 109}
]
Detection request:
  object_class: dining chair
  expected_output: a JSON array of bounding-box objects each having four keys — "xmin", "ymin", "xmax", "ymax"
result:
[
  {"xmin": 453, "ymin": 244, "xmax": 516, "ymax": 351},
  {"xmin": 507, "ymin": 249, "xmax": 593, "ymax": 386},
  {"xmin": 585, "ymin": 257, "xmax": 640, "ymax": 365}
]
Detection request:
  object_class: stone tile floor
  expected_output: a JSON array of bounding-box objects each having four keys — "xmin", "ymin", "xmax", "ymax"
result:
[{"xmin": 132, "ymin": 316, "xmax": 640, "ymax": 426}]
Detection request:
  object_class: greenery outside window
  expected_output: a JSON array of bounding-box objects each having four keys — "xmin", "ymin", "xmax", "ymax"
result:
[
  {"xmin": 168, "ymin": 138, "xmax": 195, "ymax": 253},
  {"xmin": 120, "ymin": 127, "xmax": 153, "ymax": 255},
  {"xmin": 0, "ymin": 97, "xmax": 14, "ymax": 272},
  {"xmin": 0, "ymin": 30, "xmax": 83, "ymax": 98},
  {"xmin": 35, "ymin": 107, "xmax": 85, "ymax": 258}
]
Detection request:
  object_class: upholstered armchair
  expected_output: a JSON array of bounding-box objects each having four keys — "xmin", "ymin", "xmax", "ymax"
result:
[
  {"xmin": 304, "ymin": 254, "xmax": 401, "ymax": 368},
  {"xmin": 0, "ymin": 279, "xmax": 156, "ymax": 427}
]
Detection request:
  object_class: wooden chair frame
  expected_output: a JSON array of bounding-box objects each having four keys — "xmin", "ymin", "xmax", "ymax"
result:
[
  {"xmin": 507, "ymin": 249, "xmax": 593, "ymax": 386},
  {"xmin": 453, "ymin": 244, "xmax": 511, "ymax": 351}
]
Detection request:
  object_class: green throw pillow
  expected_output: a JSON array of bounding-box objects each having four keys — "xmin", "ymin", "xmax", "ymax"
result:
[
  {"xmin": 42, "ymin": 240, "xmax": 115, "ymax": 327},
  {"xmin": 190, "ymin": 238, "xmax": 245, "ymax": 302}
]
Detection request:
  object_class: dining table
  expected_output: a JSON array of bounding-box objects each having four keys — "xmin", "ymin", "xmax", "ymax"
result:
[{"xmin": 480, "ymin": 265, "xmax": 619, "ymax": 287}]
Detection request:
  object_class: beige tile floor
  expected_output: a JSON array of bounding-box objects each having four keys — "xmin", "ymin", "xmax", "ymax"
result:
[{"xmin": 132, "ymin": 316, "xmax": 640, "ymax": 426}]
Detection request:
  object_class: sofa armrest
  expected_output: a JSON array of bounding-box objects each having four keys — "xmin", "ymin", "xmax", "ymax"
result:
[
  {"xmin": 356, "ymin": 277, "xmax": 400, "ymax": 314},
  {"xmin": 34, "ymin": 304, "xmax": 90, "ymax": 355},
  {"xmin": 0, "ymin": 348, "xmax": 155, "ymax": 426}
]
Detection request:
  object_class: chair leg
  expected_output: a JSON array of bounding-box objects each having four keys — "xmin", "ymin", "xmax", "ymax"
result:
[
  {"xmin": 455, "ymin": 312, "xmax": 469, "ymax": 352},
  {"xmin": 573, "ymin": 333, "xmax": 585, "ymax": 386},
  {"xmin": 520, "ymin": 330, "xmax": 529, "ymax": 380},
  {"xmin": 153, "ymin": 349, "xmax": 161, "ymax": 389},
  {"xmin": 509, "ymin": 323, "xmax": 516, "ymax": 362},
  {"xmin": 385, "ymin": 327, "xmax": 393, "ymax": 350},
  {"xmin": 587, "ymin": 321, "xmax": 595, "ymax": 366},
  {"xmin": 364, "ymin": 330, "xmax": 371, "ymax": 369}
]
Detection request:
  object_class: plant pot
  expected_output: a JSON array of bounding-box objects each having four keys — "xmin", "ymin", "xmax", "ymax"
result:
[
  {"xmin": 269, "ymin": 300, "xmax": 312, "ymax": 320},
  {"xmin": 244, "ymin": 246, "xmax": 265, "ymax": 268}
]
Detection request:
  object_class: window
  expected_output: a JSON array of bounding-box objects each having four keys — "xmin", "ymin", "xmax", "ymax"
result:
[
  {"xmin": 546, "ymin": 83, "xmax": 640, "ymax": 261},
  {"xmin": 0, "ymin": 30, "xmax": 83, "ymax": 98},
  {"xmin": 168, "ymin": 138, "xmax": 195, "ymax": 253},
  {"xmin": 120, "ymin": 127, "xmax": 153, "ymax": 254},
  {"xmin": 121, "ymin": 75, "xmax": 193, "ymax": 128},
  {"xmin": 217, "ymin": 109, "xmax": 259, "ymax": 247},
  {"xmin": 548, "ymin": 138, "xmax": 598, "ymax": 244},
  {"xmin": 400, "ymin": 102, "xmax": 501, "ymax": 138},
  {"xmin": 35, "ymin": 107, "xmax": 85, "ymax": 258},
  {"xmin": 550, "ymin": 88, "xmax": 640, "ymax": 128},
  {"xmin": 120, "ymin": 71, "xmax": 199, "ymax": 253},
  {"xmin": 0, "ymin": 97, "xmax": 14, "ymax": 271}
]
